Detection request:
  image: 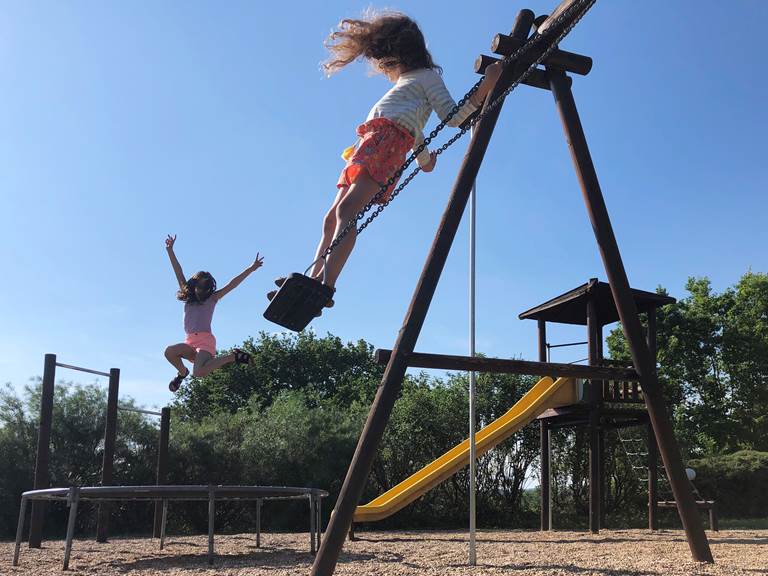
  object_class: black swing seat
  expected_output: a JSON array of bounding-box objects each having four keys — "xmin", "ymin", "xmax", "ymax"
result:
[{"xmin": 263, "ymin": 273, "xmax": 334, "ymax": 332}]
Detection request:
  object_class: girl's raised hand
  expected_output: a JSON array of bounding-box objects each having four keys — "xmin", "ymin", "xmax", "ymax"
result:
[
  {"xmin": 165, "ymin": 234, "xmax": 177, "ymax": 250},
  {"xmin": 250, "ymin": 253, "xmax": 264, "ymax": 271},
  {"xmin": 421, "ymin": 152, "xmax": 437, "ymax": 173}
]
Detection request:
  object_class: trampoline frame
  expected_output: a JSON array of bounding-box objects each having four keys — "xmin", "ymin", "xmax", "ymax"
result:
[{"xmin": 13, "ymin": 485, "xmax": 328, "ymax": 570}]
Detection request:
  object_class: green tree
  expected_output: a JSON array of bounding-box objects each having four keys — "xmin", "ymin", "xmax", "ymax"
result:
[
  {"xmin": 175, "ymin": 332, "xmax": 383, "ymax": 418},
  {"xmin": 0, "ymin": 381, "xmax": 159, "ymax": 538},
  {"xmin": 0, "ymin": 384, "xmax": 36, "ymax": 536},
  {"xmin": 721, "ymin": 273, "xmax": 768, "ymax": 450},
  {"xmin": 606, "ymin": 272, "xmax": 768, "ymax": 456}
]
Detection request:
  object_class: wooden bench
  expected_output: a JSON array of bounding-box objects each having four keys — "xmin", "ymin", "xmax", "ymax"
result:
[{"xmin": 657, "ymin": 500, "xmax": 718, "ymax": 531}]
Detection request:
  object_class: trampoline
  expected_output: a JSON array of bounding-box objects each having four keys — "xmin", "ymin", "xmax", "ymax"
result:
[{"xmin": 13, "ymin": 485, "xmax": 329, "ymax": 570}]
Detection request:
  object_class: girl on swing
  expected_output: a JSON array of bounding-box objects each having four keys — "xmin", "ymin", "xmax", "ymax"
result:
[
  {"xmin": 270, "ymin": 11, "xmax": 502, "ymax": 305},
  {"xmin": 164, "ymin": 234, "xmax": 263, "ymax": 392}
]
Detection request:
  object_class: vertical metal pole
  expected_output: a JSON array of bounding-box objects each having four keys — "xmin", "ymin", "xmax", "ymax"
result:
[
  {"xmin": 468, "ymin": 125, "xmax": 477, "ymax": 567},
  {"xmin": 154, "ymin": 407, "xmax": 171, "ymax": 537},
  {"xmin": 548, "ymin": 70, "xmax": 713, "ymax": 562},
  {"xmin": 256, "ymin": 498, "xmax": 262, "ymax": 548},
  {"xmin": 309, "ymin": 11, "xmax": 535, "ymax": 576},
  {"xmin": 29, "ymin": 354, "xmax": 56, "ymax": 548},
  {"xmin": 13, "ymin": 496, "xmax": 27, "ymax": 566},
  {"xmin": 97, "ymin": 368, "xmax": 120, "ymax": 542},
  {"xmin": 63, "ymin": 487, "xmax": 80, "ymax": 571}
]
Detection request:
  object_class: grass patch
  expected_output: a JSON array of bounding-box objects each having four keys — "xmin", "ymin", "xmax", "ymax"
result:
[{"xmin": 718, "ymin": 517, "xmax": 768, "ymax": 530}]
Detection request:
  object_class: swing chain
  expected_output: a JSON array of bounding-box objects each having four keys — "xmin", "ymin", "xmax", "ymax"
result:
[{"xmin": 321, "ymin": 0, "xmax": 596, "ymax": 261}]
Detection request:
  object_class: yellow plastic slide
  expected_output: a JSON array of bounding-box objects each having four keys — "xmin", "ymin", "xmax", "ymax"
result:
[{"xmin": 353, "ymin": 376, "xmax": 578, "ymax": 522}]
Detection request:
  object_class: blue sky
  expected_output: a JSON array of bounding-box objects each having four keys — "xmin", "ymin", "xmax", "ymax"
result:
[{"xmin": 1, "ymin": 1, "xmax": 766, "ymax": 412}]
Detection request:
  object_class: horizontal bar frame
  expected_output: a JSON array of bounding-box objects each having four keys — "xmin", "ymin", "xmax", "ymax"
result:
[
  {"xmin": 547, "ymin": 341, "xmax": 588, "ymax": 349},
  {"xmin": 56, "ymin": 363, "xmax": 110, "ymax": 378},
  {"xmin": 118, "ymin": 406, "xmax": 163, "ymax": 417}
]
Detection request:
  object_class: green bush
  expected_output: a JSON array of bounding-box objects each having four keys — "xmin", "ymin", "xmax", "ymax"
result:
[
  {"xmin": 161, "ymin": 391, "xmax": 367, "ymax": 535},
  {"xmin": 689, "ymin": 450, "xmax": 768, "ymax": 518},
  {"xmin": 0, "ymin": 382, "xmax": 159, "ymax": 538}
]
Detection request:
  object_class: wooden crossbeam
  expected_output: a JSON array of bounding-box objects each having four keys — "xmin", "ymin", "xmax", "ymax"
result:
[
  {"xmin": 374, "ymin": 349, "xmax": 640, "ymax": 381},
  {"xmin": 492, "ymin": 33, "xmax": 592, "ymax": 75},
  {"xmin": 474, "ymin": 55, "xmax": 570, "ymax": 91}
]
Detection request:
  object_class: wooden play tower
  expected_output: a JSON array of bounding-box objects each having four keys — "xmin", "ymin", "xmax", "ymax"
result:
[
  {"xmin": 310, "ymin": 2, "xmax": 714, "ymax": 574},
  {"xmin": 521, "ymin": 278, "xmax": 673, "ymax": 532}
]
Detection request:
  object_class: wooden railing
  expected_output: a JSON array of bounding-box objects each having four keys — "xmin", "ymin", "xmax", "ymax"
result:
[
  {"xmin": 599, "ymin": 359, "xmax": 644, "ymax": 403},
  {"xmin": 602, "ymin": 379, "xmax": 644, "ymax": 403}
]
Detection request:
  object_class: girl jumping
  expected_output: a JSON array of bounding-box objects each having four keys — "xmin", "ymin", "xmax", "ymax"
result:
[
  {"xmin": 164, "ymin": 234, "xmax": 263, "ymax": 392},
  {"xmin": 270, "ymin": 11, "xmax": 501, "ymax": 303}
]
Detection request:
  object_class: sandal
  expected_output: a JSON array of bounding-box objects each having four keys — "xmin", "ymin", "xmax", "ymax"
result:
[
  {"xmin": 325, "ymin": 287, "xmax": 336, "ymax": 308},
  {"xmin": 169, "ymin": 369, "xmax": 189, "ymax": 392},
  {"xmin": 267, "ymin": 290, "xmax": 277, "ymax": 301},
  {"xmin": 274, "ymin": 277, "xmax": 287, "ymax": 288},
  {"xmin": 234, "ymin": 348, "xmax": 251, "ymax": 364}
]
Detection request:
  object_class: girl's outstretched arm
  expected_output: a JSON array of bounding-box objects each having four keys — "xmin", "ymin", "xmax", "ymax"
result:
[
  {"xmin": 165, "ymin": 234, "xmax": 186, "ymax": 290},
  {"xmin": 215, "ymin": 253, "xmax": 264, "ymax": 300},
  {"xmin": 416, "ymin": 62, "xmax": 502, "ymax": 172},
  {"xmin": 424, "ymin": 62, "xmax": 503, "ymax": 128}
]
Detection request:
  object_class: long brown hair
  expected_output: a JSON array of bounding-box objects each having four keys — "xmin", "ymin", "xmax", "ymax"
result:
[
  {"xmin": 177, "ymin": 271, "xmax": 217, "ymax": 303},
  {"xmin": 323, "ymin": 10, "xmax": 441, "ymax": 77}
]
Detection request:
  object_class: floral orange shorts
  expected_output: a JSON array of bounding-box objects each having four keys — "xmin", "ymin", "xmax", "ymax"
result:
[{"xmin": 337, "ymin": 117, "xmax": 415, "ymax": 204}]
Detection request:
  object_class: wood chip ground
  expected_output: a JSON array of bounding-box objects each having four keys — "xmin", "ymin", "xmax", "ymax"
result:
[{"xmin": 3, "ymin": 529, "xmax": 766, "ymax": 575}]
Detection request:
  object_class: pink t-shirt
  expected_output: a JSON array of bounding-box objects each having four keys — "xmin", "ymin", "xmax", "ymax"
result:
[{"xmin": 184, "ymin": 297, "xmax": 217, "ymax": 334}]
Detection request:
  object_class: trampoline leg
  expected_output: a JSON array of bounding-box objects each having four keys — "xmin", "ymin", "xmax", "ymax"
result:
[
  {"xmin": 256, "ymin": 499, "xmax": 262, "ymax": 548},
  {"xmin": 316, "ymin": 497, "xmax": 322, "ymax": 548},
  {"xmin": 160, "ymin": 500, "xmax": 168, "ymax": 550},
  {"xmin": 208, "ymin": 488, "xmax": 215, "ymax": 566},
  {"xmin": 310, "ymin": 495, "xmax": 316, "ymax": 554},
  {"xmin": 13, "ymin": 496, "xmax": 27, "ymax": 566},
  {"xmin": 63, "ymin": 487, "xmax": 80, "ymax": 571}
]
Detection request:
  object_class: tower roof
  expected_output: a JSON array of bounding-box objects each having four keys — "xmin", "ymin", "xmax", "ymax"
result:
[{"xmin": 518, "ymin": 278, "xmax": 675, "ymax": 326}]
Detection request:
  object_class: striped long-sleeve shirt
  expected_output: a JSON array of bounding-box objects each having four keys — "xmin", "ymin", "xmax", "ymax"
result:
[{"xmin": 366, "ymin": 68, "xmax": 477, "ymax": 167}]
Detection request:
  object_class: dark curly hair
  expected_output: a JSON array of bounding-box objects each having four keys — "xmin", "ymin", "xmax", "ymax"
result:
[
  {"xmin": 323, "ymin": 10, "xmax": 441, "ymax": 77},
  {"xmin": 177, "ymin": 271, "xmax": 217, "ymax": 303}
]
